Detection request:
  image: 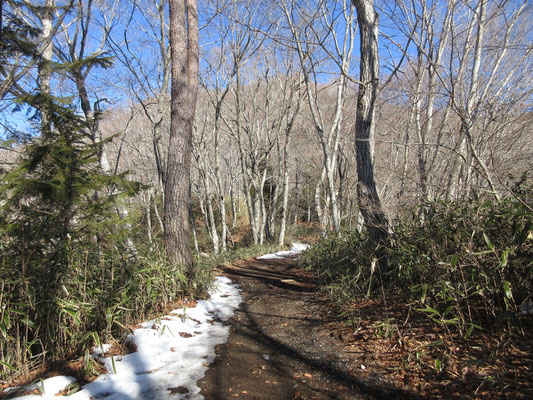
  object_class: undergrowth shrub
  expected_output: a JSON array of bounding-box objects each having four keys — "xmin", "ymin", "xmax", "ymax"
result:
[
  {"xmin": 391, "ymin": 185, "xmax": 532, "ymax": 335},
  {"xmin": 0, "ymin": 98, "xmax": 189, "ymax": 383},
  {"xmin": 0, "ymin": 237, "xmax": 187, "ymax": 383},
  {"xmin": 300, "ymin": 231, "xmax": 376, "ymax": 306},
  {"xmin": 303, "ymin": 184, "xmax": 533, "ymax": 337}
]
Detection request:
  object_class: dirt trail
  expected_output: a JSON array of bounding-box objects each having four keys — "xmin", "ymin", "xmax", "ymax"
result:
[{"xmin": 197, "ymin": 255, "xmax": 413, "ymax": 400}]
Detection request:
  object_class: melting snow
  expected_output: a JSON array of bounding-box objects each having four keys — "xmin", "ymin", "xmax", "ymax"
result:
[
  {"xmin": 256, "ymin": 242, "xmax": 310, "ymax": 260},
  {"xmin": 11, "ymin": 276, "xmax": 241, "ymax": 400}
]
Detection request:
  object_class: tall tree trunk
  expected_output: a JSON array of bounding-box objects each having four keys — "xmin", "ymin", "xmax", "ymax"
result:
[
  {"xmin": 314, "ymin": 168, "xmax": 327, "ymax": 232},
  {"xmin": 153, "ymin": 189, "xmax": 164, "ymax": 232},
  {"xmin": 198, "ymin": 196, "xmax": 209, "ymax": 231},
  {"xmin": 258, "ymin": 168, "xmax": 268, "ymax": 245},
  {"xmin": 144, "ymin": 190, "xmax": 153, "ymax": 243},
  {"xmin": 38, "ymin": 0, "xmax": 54, "ymax": 131},
  {"xmin": 206, "ymin": 195, "xmax": 220, "ymax": 254},
  {"xmin": 189, "ymin": 197, "xmax": 199, "ymax": 253},
  {"xmin": 217, "ymin": 195, "xmax": 228, "ymax": 251},
  {"xmin": 352, "ymin": 0, "xmax": 389, "ymax": 263},
  {"xmin": 278, "ymin": 132, "xmax": 292, "ymax": 246},
  {"xmin": 165, "ymin": 0, "xmax": 198, "ymax": 269},
  {"xmin": 152, "ymin": 115, "xmax": 166, "ymax": 190},
  {"xmin": 213, "ymin": 115, "xmax": 228, "ymax": 251},
  {"xmin": 234, "ymin": 68, "xmax": 259, "ymax": 244},
  {"xmin": 230, "ymin": 183, "xmax": 237, "ymax": 229}
]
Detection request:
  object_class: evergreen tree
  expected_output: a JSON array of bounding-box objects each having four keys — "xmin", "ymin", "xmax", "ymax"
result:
[
  {"xmin": 0, "ymin": 0, "xmax": 40, "ymax": 100},
  {"xmin": 0, "ymin": 94, "xmax": 139, "ymax": 360}
]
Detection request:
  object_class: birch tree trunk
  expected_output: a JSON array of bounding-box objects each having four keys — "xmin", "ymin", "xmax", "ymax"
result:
[
  {"xmin": 278, "ymin": 154, "xmax": 290, "ymax": 245},
  {"xmin": 234, "ymin": 69, "xmax": 259, "ymax": 244},
  {"xmin": 206, "ymin": 194, "xmax": 219, "ymax": 253},
  {"xmin": 38, "ymin": 0, "xmax": 54, "ymax": 131},
  {"xmin": 144, "ymin": 190, "xmax": 153, "ymax": 243},
  {"xmin": 278, "ymin": 87, "xmax": 301, "ymax": 244},
  {"xmin": 230, "ymin": 183, "xmax": 237, "ymax": 229}
]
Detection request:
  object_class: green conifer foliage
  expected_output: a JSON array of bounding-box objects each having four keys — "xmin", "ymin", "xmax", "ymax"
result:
[{"xmin": 0, "ymin": 94, "xmax": 142, "ymax": 378}]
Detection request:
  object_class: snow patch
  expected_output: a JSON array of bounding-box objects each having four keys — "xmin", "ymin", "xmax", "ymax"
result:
[
  {"xmin": 10, "ymin": 276, "xmax": 241, "ymax": 400},
  {"xmin": 91, "ymin": 343, "xmax": 112, "ymax": 356},
  {"xmin": 9, "ymin": 375, "xmax": 77, "ymax": 399},
  {"xmin": 256, "ymin": 242, "xmax": 310, "ymax": 260}
]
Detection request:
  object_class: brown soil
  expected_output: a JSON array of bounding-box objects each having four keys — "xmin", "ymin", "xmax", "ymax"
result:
[
  {"xmin": 198, "ymin": 255, "xmax": 533, "ymax": 400},
  {"xmin": 197, "ymin": 256, "xmax": 414, "ymax": 400}
]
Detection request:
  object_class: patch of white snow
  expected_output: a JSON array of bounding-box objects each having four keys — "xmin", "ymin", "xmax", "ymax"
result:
[
  {"xmin": 10, "ymin": 276, "xmax": 241, "ymax": 400},
  {"xmin": 91, "ymin": 343, "xmax": 112, "ymax": 356},
  {"xmin": 256, "ymin": 242, "xmax": 310, "ymax": 260},
  {"xmin": 8, "ymin": 376, "xmax": 77, "ymax": 399}
]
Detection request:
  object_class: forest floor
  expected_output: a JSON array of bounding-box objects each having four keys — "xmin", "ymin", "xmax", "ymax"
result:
[
  {"xmin": 198, "ymin": 255, "xmax": 407, "ymax": 400},
  {"xmin": 3, "ymin": 249, "xmax": 531, "ymax": 399},
  {"xmin": 198, "ymin": 254, "xmax": 532, "ymax": 400}
]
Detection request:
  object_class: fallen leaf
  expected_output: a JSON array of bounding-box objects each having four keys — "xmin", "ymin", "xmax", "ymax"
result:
[{"xmin": 168, "ymin": 386, "xmax": 189, "ymax": 394}]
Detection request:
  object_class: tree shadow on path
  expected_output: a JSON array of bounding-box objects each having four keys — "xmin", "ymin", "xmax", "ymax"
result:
[{"xmin": 199, "ymin": 257, "xmax": 424, "ymax": 400}]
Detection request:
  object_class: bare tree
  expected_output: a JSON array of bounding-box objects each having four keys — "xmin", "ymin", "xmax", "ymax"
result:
[
  {"xmin": 196, "ymin": 8, "xmax": 239, "ymax": 253},
  {"xmin": 192, "ymin": 111, "xmax": 221, "ymax": 253},
  {"xmin": 277, "ymin": 65, "xmax": 303, "ymax": 245},
  {"xmin": 107, "ymin": 0, "xmax": 171, "ymax": 192},
  {"xmin": 383, "ymin": 0, "xmax": 532, "ymax": 202},
  {"xmin": 215, "ymin": 2, "xmax": 273, "ymax": 245},
  {"xmin": 444, "ymin": 0, "xmax": 530, "ymax": 199},
  {"xmin": 278, "ymin": 0, "xmax": 356, "ymax": 234},
  {"xmin": 378, "ymin": 0, "xmax": 454, "ymax": 205}
]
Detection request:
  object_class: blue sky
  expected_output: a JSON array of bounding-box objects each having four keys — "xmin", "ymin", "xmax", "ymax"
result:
[{"xmin": 1, "ymin": 0, "xmax": 532, "ymax": 141}]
